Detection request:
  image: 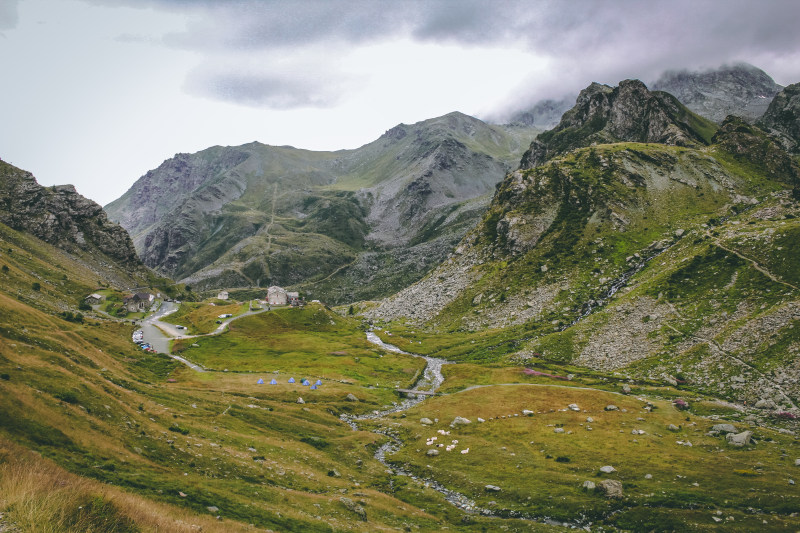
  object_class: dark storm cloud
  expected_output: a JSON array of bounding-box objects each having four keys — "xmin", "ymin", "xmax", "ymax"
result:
[
  {"xmin": 82, "ymin": 0, "xmax": 800, "ymax": 109},
  {"xmin": 0, "ymin": 0, "xmax": 19, "ymax": 31},
  {"xmin": 183, "ymin": 64, "xmax": 359, "ymax": 109}
]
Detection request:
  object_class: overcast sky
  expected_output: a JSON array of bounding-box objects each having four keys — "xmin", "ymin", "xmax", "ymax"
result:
[{"xmin": 2, "ymin": 0, "xmax": 800, "ymax": 205}]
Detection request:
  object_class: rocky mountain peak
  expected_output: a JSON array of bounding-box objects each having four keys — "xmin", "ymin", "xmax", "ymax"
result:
[
  {"xmin": 758, "ymin": 82, "xmax": 800, "ymax": 155},
  {"xmin": 651, "ymin": 63, "xmax": 782, "ymax": 123},
  {"xmin": 520, "ymin": 79, "xmax": 716, "ymax": 169},
  {"xmin": 0, "ymin": 159, "xmax": 142, "ymax": 266}
]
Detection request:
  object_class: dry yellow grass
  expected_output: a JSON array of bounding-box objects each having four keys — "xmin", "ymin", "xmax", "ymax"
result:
[{"xmin": 0, "ymin": 438, "xmax": 254, "ymax": 532}]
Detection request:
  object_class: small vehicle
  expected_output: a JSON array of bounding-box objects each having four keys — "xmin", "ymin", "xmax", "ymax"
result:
[{"xmin": 175, "ymin": 325, "xmax": 186, "ymax": 330}]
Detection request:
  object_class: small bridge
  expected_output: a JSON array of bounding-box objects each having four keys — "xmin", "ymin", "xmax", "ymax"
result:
[{"xmin": 396, "ymin": 389, "xmax": 436, "ymax": 396}]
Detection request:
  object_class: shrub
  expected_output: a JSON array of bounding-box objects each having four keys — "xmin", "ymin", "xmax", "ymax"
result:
[
  {"xmin": 673, "ymin": 398, "xmax": 690, "ymax": 411},
  {"xmin": 771, "ymin": 411, "xmax": 798, "ymax": 420},
  {"xmin": 55, "ymin": 391, "xmax": 79, "ymax": 404},
  {"xmin": 1, "ymin": 265, "xmax": 8, "ymax": 273},
  {"xmin": 31, "ymin": 282, "xmax": 41, "ymax": 291},
  {"xmin": 168, "ymin": 424, "xmax": 189, "ymax": 435}
]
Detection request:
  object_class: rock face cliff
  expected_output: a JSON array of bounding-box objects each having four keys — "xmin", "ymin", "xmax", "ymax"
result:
[
  {"xmin": 651, "ymin": 63, "xmax": 782, "ymax": 123},
  {"xmin": 105, "ymin": 113, "xmax": 539, "ymax": 302},
  {"xmin": 758, "ymin": 82, "xmax": 800, "ymax": 155},
  {"xmin": 519, "ymin": 80, "xmax": 717, "ymax": 169},
  {"xmin": 0, "ymin": 159, "xmax": 141, "ymax": 268}
]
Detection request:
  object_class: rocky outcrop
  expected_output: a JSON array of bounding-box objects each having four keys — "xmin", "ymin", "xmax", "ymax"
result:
[
  {"xmin": 713, "ymin": 116, "xmax": 800, "ymax": 190},
  {"xmin": 758, "ymin": 82, "xmax": 800, "ymax": 154},
  {"xmin": 0, "ymin": 160, "xmax": 141, "ymax": 267},
  {"xmin": 520, "ymin": 79, "xmax": 716, "ymax": 169},
  {"xmin": 651, "ymin": 63, "xmax": 782, "ymax": 123}
]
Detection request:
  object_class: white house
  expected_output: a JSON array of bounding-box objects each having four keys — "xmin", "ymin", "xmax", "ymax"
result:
[
  {"xmin": 267, "ymin": 286, "xmax": 287, "ymax": 306},
  {"xmin": 217, "ymin": 290, "xmax": 229, "ymax": 300}
]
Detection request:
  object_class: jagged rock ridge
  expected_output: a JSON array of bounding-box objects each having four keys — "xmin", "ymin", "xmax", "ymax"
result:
[
  {"xmin": 758, "ymin": 82, "xmax": 800, "ymax": 155},
  {"xmin": 519, "ymin": 79, "xmax": 717, "ymax": 169},
  {"xmin": 0, "ymin": 159, "xmax": 141, "ymax": 268}
]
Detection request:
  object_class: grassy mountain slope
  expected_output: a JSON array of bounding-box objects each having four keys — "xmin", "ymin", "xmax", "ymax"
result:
[{"xmin": 105, "ymin": 113, "xmax": 539, "ymax": 303}]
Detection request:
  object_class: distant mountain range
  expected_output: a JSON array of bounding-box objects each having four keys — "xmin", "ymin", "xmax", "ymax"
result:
[
  {"xmin": 104, "ymin": 62, "xmax": 795, "ymax": 307},
  {"xmin": 105, "ymin": 113, "xmax": 540, "ymax": 303}
]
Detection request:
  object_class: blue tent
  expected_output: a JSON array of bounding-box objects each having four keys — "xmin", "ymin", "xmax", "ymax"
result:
[
  {"xmin": 310, "ymin": 384, "xmax": 317, "ymax": 390},
  {"xmin": 270, "ymin": 379, "xmax": 277, "ymax": 385},
  {"xmin": 302, "ymin": 379, "xmax": 310, "ymax": 386},
  {"xmin": 257, "ymin": 378, "xmax": 264, "ymax": 384},
  {"xmin": 315, "ymin": 380, "xmax": 322, "ymax": 386},
  {"xmin": 288, "ymin": 377, "xmax": 295, "ymax": 383}
]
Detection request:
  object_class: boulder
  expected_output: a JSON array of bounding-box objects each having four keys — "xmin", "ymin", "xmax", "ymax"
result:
[
  {"xmin": 711, "ymin": 423, "xmax": 737, "ymax": 434},
  {"xmin": 582, "ymin": 480, "xmax": 596, "ymax": 491},
  {"xmin": 599, "ymin": 465, "xmax": 616, "ymax": 474},
  {"xmin": 420, "ymin": 417, "xmax": 434, "ymax": 425},
  {"xmin": 795, "ymin": 458, "xmax": 800, "ymax": 466},
  {"xmin": 726, "ymin": 430, "xmax": 754, "ymax": 447},
  {"xmin": 667, "ymin": 424, "xmax": 680, "ymax": 431},
  {"xmin": 450, "ymin": 416, "xmax": 471, "ymax": 427},
  {"xmin": 754, "ymin": 399, "xmax": 776, "ymax": 409},
  {"xmin": 599, "ymin": 479, "xmax": 623, "ymax": 499},
  {"xmin": 207, "ymin": 506, "xmax": 219, "ymax": 513},
  {"xmin": 345, "ymin": 393, "xmax": 359, "ymax": 402},
  {"xmin": 621, "ymin": 384, "xmax": 632, "ymax": 394},
  {"xmin": 484, "ymin": 485, "xmax": 501, "ymax": 492},
  {"xmin": 605, "ymin": 405, "xmax": 619, "ymax": 411},
  {"xmin": 296, "ymin": 397, "xmax": 304, "ymax": 404},
  {"xmin": 426, "ymin": 448, "xmax": 439, "ymax": 457},
  {"xmin": 554, "ymin": 427, "xmax": 565, "ymax": 434},
  {"xmin": 568, "ymin": 403, "xmax": 580, "ymax": 411},
  {"xmin": 522, "ymin": 410, "xmax": 534, "ymax": 416}
]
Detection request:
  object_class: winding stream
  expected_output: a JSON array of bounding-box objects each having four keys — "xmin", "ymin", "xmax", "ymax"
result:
[{"xmin": 343, "ymin": 332, "xmax": 578, "ymax": 526}]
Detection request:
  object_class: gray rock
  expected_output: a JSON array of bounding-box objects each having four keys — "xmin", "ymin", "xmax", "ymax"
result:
[
  {"xmin": 726, "ymin": 430, "xmax": 754, "ymax": 447},
  {"xmin": 667, "ymin": 424, "xmax": 680, "ymax": 432},
  {"xmin": 586, "ymin": 417, "xmax": 594, "ymax": 423},
  {"xmin": 598, "ymin": 479, "xmax": 623, "ymax": 499},
  {"xmin": 754, "ymin": 399, "xmax": 776, "ymax": 409},
  {"xmin": 207, "ymin": 506, "xmax": 219, "ymax": 513},
  {"xmin": 605, "ymin": 405, "xmax": 619, "ymax": 411},
  {"xmin": 568, "ymin": 403, "xmax": 580, "ymax": 411},
  {"xmin": 644, "ymin": 474, "xmax": 653, "ymax": 479},
  {"xmin": 582, "ymin": 480, "xmax": 596, "ymax": 490},
  {"xmin": 426, "ymin": 448, "xmax": 439, "ymax": 456},
  {"xmin": 711, "ymin": 423, "xmax": 737, "ymax": 434},
  {"xmin": 553, "ymin": 427, "xmax": 565, "ymax": 434},
  {"xmin": 345, "ymin": 393, "xmax": 359, "ymax": 402},
  {"xmin": 484, "ymin": 485, "xmax": 501, "ymax": 492},
  {"xmin": 420, "ymin": 417, "xmax": 434, "ymax": 425},
  {"xmin": 522, "ymin": 410, "xmax": 534, "ymax": 416},
  {"xmin": 339, "ymin": 497, "xmax": 367, "ymax": 520},
  {"xmin": 450, "ymin": 416, "xmax": 471, "ymax": 427},
  {"xmin": 599, "ymin": 465, "xmax": 616, "ymax": 474},
  {"xmin": 296, "ymin": 397, "xmax": 304, "ymax": 404},
  {"xmin": 795, "ymin": 458, "xmax": 800, "ymax": 466},
  {"xmin": 621, "ymin": 384, "xmax": 631, "ymax": 394}
]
